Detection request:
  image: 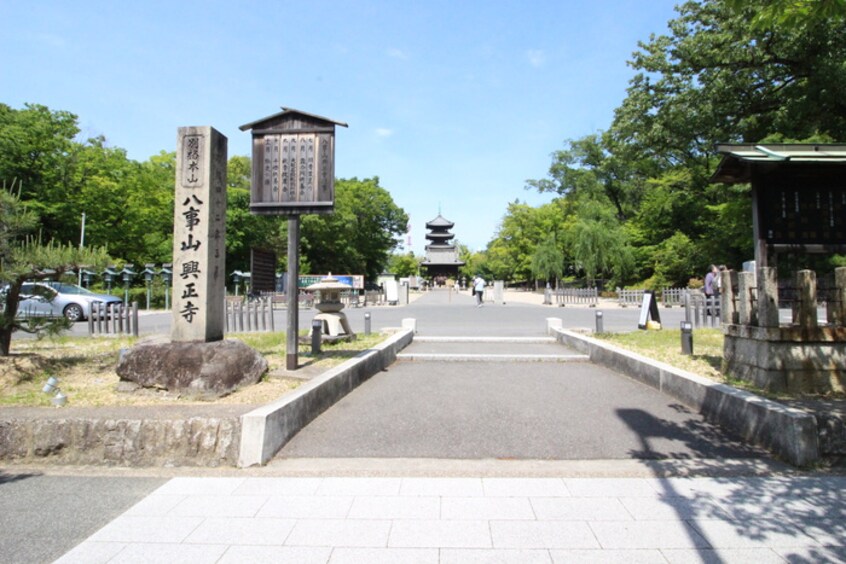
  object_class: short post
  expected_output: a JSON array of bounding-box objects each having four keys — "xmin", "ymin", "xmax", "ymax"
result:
[
  {"xmin": 364, "ymin": 311, "xmax": 371, "ymax": 335},
  {"xmin": 795, "ymin": 269, "xmax": 818, "ymax": 329},
  {"xmin": 595, "ymin": 310, "xmax": 604, "ymax": 333},
  {"xmin": 311, "ymin": 319, "xmax": 322, "ymax": 355},
  {"xmin": 680, "ymin": 321, "xmax": 693, "ymax": 355},
  {"xmin": 828, "ymin": 267, "xmax": 846, "ymax": 325}
]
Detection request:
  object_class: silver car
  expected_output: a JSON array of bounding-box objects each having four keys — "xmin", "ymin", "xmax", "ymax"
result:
[{"xmin": 17, "ymin": 281, "xmax": 122, "ymax": 322}]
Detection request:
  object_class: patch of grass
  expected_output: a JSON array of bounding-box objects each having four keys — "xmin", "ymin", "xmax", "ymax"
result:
[
  {"xmin": 598, "ymin": 328, "xmax": 725, "ymax": 382},
  {"xmin": 0, "ymin": 331, "xmax": 394, "ymax": 408},
  {"xmin": 597, "ymin": 328, "xmax": 844, "ymax": 401}
]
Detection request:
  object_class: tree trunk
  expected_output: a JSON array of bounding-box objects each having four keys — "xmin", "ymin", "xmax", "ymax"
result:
[{"xmin": 0, "ymin": 327, "xmax": 11, "ymax": 356}]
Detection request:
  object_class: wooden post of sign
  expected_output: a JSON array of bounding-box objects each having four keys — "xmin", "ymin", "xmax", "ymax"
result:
[{"xmin": 287, "ymin": 216, "xmax": 300, "ymax": 370}]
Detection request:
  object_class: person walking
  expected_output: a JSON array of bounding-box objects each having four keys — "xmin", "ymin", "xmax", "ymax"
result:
[
  {"xmin": 473, "ymin": 275, "xmax": 486, "ymax": 307},
  {"xmin": 704, "ymin": 264, "xmax": 719, "ymax": 316}
]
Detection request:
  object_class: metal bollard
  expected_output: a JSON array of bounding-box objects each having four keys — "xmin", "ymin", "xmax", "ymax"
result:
[
  {"xmin": 364, "ymin": 311, "xmax": 371, "ymax": 335},
  {"xmin": 311, "ymin": 319, "xmax": 322, "ymax": 355},
  {"xmin": 680, "ymin": 321, "xmax": 693, "ymax": 355},
  {"xmin": 595, "ymin": 310, "xmax": 604, "ymax": 333}
]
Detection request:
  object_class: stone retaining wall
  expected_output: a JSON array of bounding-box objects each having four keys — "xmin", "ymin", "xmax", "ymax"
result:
[{"xmin": 0, "ymin": 406, "xmax": 244, "ymax": 467}]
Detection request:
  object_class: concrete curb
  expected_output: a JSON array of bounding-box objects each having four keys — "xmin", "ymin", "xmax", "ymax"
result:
[
  {"xmin": 550, "ymin": 325, "xmax": 820, "ymax": 467},
  {"xmin": 238, "ymin": 329, "xmax": 414, "ymax": 467}
]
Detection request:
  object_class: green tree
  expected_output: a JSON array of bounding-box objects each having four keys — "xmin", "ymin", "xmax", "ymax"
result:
[
  {"xmin": 530, "ymin": 235, "xmax": 564, "ymax": 287},
  {"xmin": 388, "ymin": 252, "xmax": 420, "ymax": 278},
  {"xmin": 567, "ymin": 201, "xmax": 634, "ymax": 287},
  {"xmin": 727, "ymin": 0, "xmax": 845, "ymax": 29},
  {"xmin": 646, "ymin": 231, "xmax": 703, "ymax": 289},
  {"xmin": 0, "ymin": 181, "xmax": 110, "ymax": 355},
  {"xmin": 299, "ymin": 177, "xmax": 408, "ymax": 281},
  {"xmin": 613, "ymin": 0, "xmax": 846, "ymax": 165}
]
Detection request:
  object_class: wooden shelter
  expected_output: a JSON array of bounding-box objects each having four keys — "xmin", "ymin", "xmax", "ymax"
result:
[{"xmin": 711, "ymin": 144, "xmax": 846, "ymax": 267}]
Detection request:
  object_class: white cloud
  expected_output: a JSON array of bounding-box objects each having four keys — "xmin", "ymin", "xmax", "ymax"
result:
[
  {"xmin": 387, "ymin": 47, "xmax": 409, "ymax": 60},
  {"xmin": 375, "ymin": 128, "xmax": 394, "ymax": 138},
  {"xmin": 527, "ymin": 49, "xmax": 545, "ymax": 68}
]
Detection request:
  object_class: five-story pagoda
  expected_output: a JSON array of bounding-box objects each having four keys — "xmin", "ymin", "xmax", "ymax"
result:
[{"xmin": 421, "ymin": 214, "xmax": 464, "ymax": 284}]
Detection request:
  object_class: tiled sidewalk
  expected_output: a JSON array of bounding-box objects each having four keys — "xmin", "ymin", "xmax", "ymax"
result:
[{"xmin": 56, "ymin": 475, "xmax": 845, "ymax": 563}]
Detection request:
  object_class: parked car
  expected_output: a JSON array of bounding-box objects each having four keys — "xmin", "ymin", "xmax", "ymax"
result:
[{"xmin": 13, "ymin": 281, "xmax": 122, "ymax": 322}]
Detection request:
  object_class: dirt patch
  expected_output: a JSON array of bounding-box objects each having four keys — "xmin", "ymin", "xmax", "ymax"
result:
[{"xmin": 0, "ymin": 332, "xmax": 388, "ymax": 408}]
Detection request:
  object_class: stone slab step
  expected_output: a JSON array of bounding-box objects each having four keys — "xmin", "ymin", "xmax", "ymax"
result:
[
  {"xmin": 396, "ymin": 353, "xmax": 589, "ymax": 362},
  {"xmin": 413, "ymin": 336, "xmax": 556, "ymax": 344}
]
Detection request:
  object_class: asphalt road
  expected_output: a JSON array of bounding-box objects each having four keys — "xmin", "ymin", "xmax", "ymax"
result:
[
  {"xmin": 56, "ymin": 288, "xmax": 695, "ymax": 339},
  {"xmin": 0, "ymin": 472, "xmax": 166, "ymax": 564}
]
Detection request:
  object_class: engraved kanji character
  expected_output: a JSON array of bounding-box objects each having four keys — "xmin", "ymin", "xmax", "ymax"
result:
[
  {"xmin": 181, "ymin": 233, "xmax": 201, "ymax": 251},
  {"xmin": 182, "ymin": 207, "xmax": 201, "ymax": 231},
  {"xmin": 181, "ymin": 282, "xmax": 199, "ymax": 299},
  {"xmin": 180, "ymin": 261, "xmax": 201, "ymax": 279},
  {"xmin": 180, "ymin": 301, "xmax": 199, "ymax": 323}
]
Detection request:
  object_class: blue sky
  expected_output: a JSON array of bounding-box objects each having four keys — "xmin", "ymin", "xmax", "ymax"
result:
[{"xmin": 2, "ymin": 0, "xmax": 679, "ymax": 255}]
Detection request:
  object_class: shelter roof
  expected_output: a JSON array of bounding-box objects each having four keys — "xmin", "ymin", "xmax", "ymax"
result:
[
  {"xmin": 239, "ymin": 107, "xmax": 349, "ymax": 131},
  {"xmin": 711, "ymin": 144, "xmax": 846, "ymax": 184}
]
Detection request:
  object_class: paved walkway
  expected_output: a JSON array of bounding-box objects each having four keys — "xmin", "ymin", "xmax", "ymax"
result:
[{"xmin": 54, "ymin": 474, "xmax": 846, "ymax": 563}]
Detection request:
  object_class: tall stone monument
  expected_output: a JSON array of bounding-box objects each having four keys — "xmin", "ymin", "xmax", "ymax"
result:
[
  {"xmin": 172, "ymin": 126, "xmax": 227, "ymax": 342},
  {"xmin": 116, "ymin": 125, "xmax": 267, "ymax": 398}
]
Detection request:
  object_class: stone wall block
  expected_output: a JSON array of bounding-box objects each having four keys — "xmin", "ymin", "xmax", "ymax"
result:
[
  {"xmin": 795, "ymin": 270, "xmax": 817, "ymax": 329},
  {"xmin": 757, "ymin": 267, "xmax": 779, "ymax": 328}
]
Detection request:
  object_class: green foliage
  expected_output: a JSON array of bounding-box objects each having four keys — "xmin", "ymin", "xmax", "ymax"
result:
[
  {"xmin": 647, "ymin": 231, "xmax": 703, "ymax": 288},
  {"xmin": 567, "ymin": 200, "xmax": 634, "ymax": 286},
  {"xmin": 0, "ymin": 183, "xmax": 112, "ymax": 355},
  {"xmin": 299, "ymin": 177, "xmax": 408, "ymax": 281},
  {"xmin": 388, "ymin": 252, "xmax": 420, "ymax": 278},
  {"xmin": 530, "ymin": 235, "xmax": 564, "ymax": 284}
]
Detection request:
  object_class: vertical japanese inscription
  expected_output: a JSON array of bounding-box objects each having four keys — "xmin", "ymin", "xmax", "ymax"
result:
[
  {"xmin": 281, "ymin": 136, "xmax": 295, "ymax": 202},
  {"xmin": 263, "ymin": 136, "xmax": 280, "ymax": 199},
  {"xmin": 181, "ymin": 135, "xmax": 203, "ymax": 188},
  {"xmin": 319, "ymin": 135, "xmax": 330, "ymax": 200},
  {"xmin": 173, "ymin": 126, "xmax": 227, "ymax": 342}
]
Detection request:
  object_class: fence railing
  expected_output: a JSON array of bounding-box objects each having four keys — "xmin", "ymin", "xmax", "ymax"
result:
[
  {"xmin": 616, "ymin": 288, "xmax": 645, "ymax": 307},
  {"xmin": 553, "ymin": 287, "xmax": 598, "ymax": 307},
  {"xmin": 88, "ymin": 302, "xmax": 139, "ymax": 336},
  {"xmin": 681, "ymin": 291, "xmax": 721, "ymax": 328},
  {"xmin": 225, "ymin": 297, "xmax": 275, "ymax": 333}
]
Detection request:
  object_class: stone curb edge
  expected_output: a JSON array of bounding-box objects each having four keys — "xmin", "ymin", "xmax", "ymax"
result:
[
  {"xmin": 238, "ymin": 329, "xmax": 415, "ymax": 467},
  {"xmin": 550, "ymin": 324, "xmax": 820, "ymax": 467}
]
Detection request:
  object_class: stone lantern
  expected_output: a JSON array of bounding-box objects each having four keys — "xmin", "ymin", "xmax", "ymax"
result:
[{"xmin": 306, "ymin": 273, "xmax": 354, "ymax": 338}]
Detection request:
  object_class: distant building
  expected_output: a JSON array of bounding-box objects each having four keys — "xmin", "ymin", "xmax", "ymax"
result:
[{"xmin": 420, "ymin": 214, "xmax": 465, "ymax": 283}]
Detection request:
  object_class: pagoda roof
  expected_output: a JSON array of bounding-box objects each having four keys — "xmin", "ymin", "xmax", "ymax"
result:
[{"xmin": 426, "ymin": 214, "xmax": 455, "ymax": 228}]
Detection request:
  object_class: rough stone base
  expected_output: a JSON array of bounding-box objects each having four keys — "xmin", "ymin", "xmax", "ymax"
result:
[
  {"xmin": 0, "ymin": 406, "xmax": 245, "ymax": 467},
  {"xmin": 723, "ymin": 324, "xmax": 846, "ymax": 394},
  {"xmin": 117, "ymin": 339, "xmax": 268, "ymax": 400}
]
